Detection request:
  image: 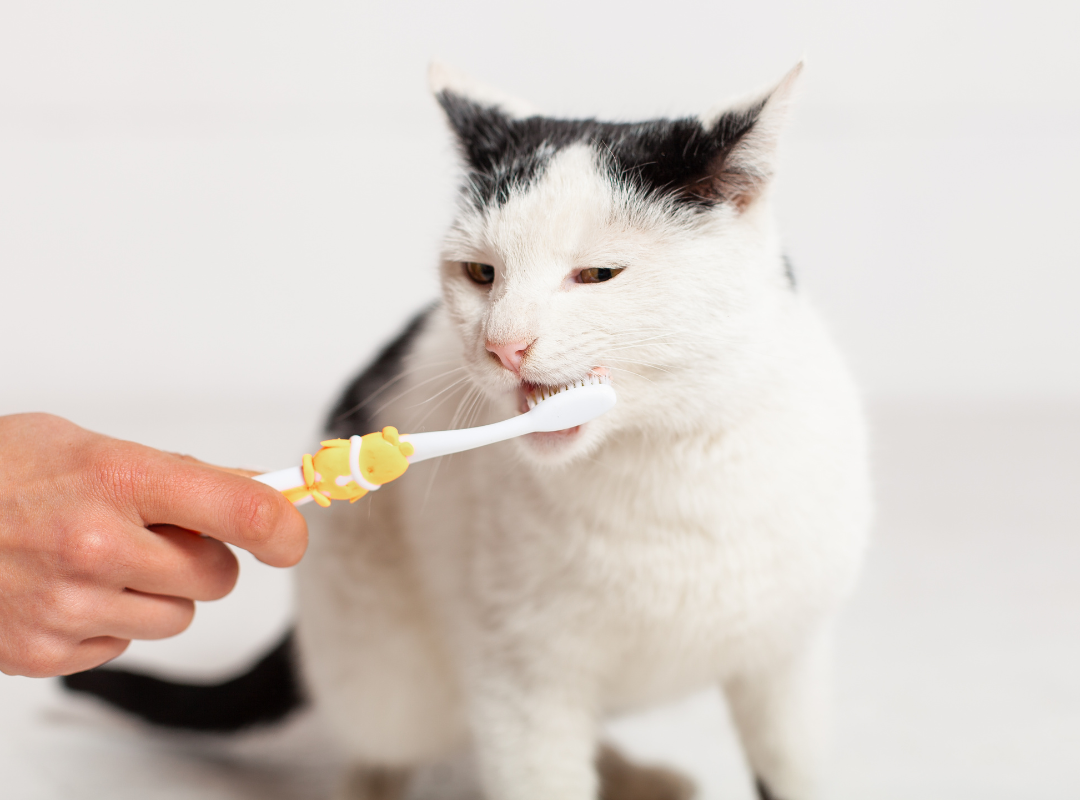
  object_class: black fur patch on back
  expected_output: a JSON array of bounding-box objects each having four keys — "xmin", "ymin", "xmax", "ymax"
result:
[
  {"xmin": 62, "ymin": 630, "xmax": 302, "ymax": 732},
  {"xmin": 783, "ymin": 254, "xmax": 797, "ymax": 289},
  {"xmin": 326, "ymin": 305, "xmax": 435, "ymax": 439},
  {"xmin": 755, "ymin": 776, "xmax": 785, "ymax": 800},
  {"xmin": 437, "ymin": 91, "xmax": 766, "ymax": 211}
]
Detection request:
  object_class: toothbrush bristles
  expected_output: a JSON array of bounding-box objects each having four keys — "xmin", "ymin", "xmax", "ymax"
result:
[{"xmin": 525, "ymin": 373, "xmax": 610, "ymax": 410}]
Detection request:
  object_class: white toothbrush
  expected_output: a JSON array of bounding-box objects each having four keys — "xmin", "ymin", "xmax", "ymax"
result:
[
  {"xmin": 254, "ymin": 375, "xmax": 616, "ymax": 506},
  {"xmin": 403, "ymin": 374, "xmax": 615, "ymax": 462}
]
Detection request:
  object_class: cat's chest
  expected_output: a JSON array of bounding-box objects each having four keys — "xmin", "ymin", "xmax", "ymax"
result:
[
  {"xmin": 408, "ymin": 423, "xmax": 843, "ymax": 619},
  {"xmin": 445, "ymin": 440, "xmax": 792, "ymax": 620},
  {"xmin": 459, "ymin": 461, "xmax": 795, "ymax": 695},
  {"xmin": 402, "ymin": 432, "xmax": 842, "ymax": 701}
]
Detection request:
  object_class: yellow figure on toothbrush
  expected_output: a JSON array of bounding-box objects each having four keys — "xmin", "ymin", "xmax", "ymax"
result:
[{"xmin": 283, "ymin": 426, "xmax": 415, "ymax": 507}]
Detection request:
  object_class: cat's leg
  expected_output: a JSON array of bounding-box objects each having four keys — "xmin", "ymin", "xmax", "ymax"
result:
[
  {"xmin": 469, "ymin": 675, "xmax": 601, "ymax": 800},
  {"xmin": 333, "ymin": 766, "xmax": 410, "ymax": 800},
  {"xmin": 722, "ymin": 633, "xmax": 832, "ymax": 800},
  {"xmin": 297, "ymin": 500, "xmax": 467, "ymax": 793},
  {"xmin": 468, "ymin": 699, "xmax": 698, "ymax": 800}
]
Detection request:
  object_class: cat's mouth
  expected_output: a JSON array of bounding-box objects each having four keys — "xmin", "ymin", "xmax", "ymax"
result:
[
  {"xmin": 516, "ymin": 368, "xmax": 609, "ymax": 440},
  {"xmin": 517, "ymin": 383, "xmax": 549, "ymax": 415},
  {"xmin": 517, "ymin": 383, "xmax": 582, "ymax": 442}
]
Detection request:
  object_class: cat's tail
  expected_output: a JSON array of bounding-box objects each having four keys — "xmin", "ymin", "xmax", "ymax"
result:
[{"xmin": 61, "ymin": 630, "xmax": 304, "ymax": 732}]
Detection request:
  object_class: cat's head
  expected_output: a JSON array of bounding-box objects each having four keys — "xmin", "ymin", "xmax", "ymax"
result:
[{"xmin": 433, "ymin": 64, "xmax": 800, "ymax": 466}]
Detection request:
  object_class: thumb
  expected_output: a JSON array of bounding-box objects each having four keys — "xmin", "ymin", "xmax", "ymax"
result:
[
  {"xmin": 169, "ymin": 453, "xmax": 261, "ymax": 479},
  {"xmin": 114, "ymin": 449, "xmax": 308, "ymax": 567}
]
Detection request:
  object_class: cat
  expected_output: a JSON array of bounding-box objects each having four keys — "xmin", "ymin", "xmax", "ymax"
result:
[{"xmin": 65, "ymin": 63, "xmax": 871, "ymax": 800}]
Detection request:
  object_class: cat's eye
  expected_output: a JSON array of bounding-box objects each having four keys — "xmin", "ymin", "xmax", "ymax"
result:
[
  {"xmin": 577, "ymin": 267, "xmax": 624, "ymax": 284},
  {"xmin": 464, "ymin": 262, "xmax": 495, "ymax": 285}
]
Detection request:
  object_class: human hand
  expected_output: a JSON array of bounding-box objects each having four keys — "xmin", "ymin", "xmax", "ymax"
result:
[{"xmin": 0, "ymin": 413, "xmax": 307, "ymax": 678}]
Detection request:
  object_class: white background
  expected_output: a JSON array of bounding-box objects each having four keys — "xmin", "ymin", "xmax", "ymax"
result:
[
  {"xmin": 2, "ymin": 1, "xmax": 1078, "ymax": 413},
  {"xmin": 1, "ymin": 2, "xmax": 1078, "ymax": 799}
]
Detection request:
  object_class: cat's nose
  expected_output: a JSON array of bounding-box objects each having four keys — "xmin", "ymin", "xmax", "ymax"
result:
[{"xmin": 486, "ymin": 339, "xmax": 530, "ymax": 374}]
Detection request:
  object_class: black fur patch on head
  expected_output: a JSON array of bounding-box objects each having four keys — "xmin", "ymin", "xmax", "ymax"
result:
[{"xmin": 437, "ymin": 91, "xmax": 767, "ymax": 211}]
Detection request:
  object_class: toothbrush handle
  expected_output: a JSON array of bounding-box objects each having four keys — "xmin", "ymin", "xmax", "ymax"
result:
[
  {"xmin": 250, "ymin": 420, "xmax": 528, "ymax": 492},
  {"xmin": 253, "ymin": 465, "xmax": 316, "ymax": 506},
  {"xmin": 402, "ymin": 414, "xmax": 533, "ymax": 463},
  {"xmin": 253, "ymin": 465, "xmax": 304, "ymax": 492}
]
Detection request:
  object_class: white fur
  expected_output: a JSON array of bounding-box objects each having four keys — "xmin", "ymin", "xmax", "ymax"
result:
[{"xmin": 296, "ymin": 69, "xmax": 871, "ymax": 800}]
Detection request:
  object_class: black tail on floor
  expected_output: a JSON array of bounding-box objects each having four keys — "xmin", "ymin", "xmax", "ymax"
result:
[{"xmin": 61, "ymin": 630, "xmax": 304, "ymax": 732}]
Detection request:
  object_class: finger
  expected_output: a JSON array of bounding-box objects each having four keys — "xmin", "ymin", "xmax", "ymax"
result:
[
  {"xmin": 62, "ymin": 637, "xmax": 130, "ymax": 676},
  {"xmin": 118, "ymin": 525, "xmax": 239, "ymax": 601},
  {"xmin": 49, "ymin": 521, "xmax": 238, "ymax": 602},
  {"xmin": 100, "ymin": 444, "xmax": 308, "ymax": 567},
  {"xmin": 88, "ymin": 589, "xmax": 196, "ymax": 641},
  {"xmin": 12, "ymin": 635, "xmax": 131, "ymax": 679},
  {"xmin": 169, "ymin": 453, "xmax": 260, "ymax": 479}
]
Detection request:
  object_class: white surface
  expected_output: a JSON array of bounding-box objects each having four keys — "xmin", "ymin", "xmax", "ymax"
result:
[
  {"xmin": 1, "ymin": 403, "xmax": 1077, "ymax": 798},
  {"xmin": 1, "ymin": 1, "xmax": 1078, "ymax": 408}
]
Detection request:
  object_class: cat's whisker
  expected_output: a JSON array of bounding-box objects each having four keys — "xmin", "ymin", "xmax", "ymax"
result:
[
  {"xmin": 455, "ymin": 381, "xmax": 482, "ymax": 423},
  {"xmin": 419, "ymin": 449, "xmax": 445, "ymax": 512},
  {"xmin": 608, "ymin": 327, "xmax": 687, "ymax": 337},
  {"xmin": 469, "ymin": 389, "xmax": 491, "ymax": 428},
  {"xmin": 597, "ymin": 325, "xmax": 687, "ymax": 336},
  {"xmin": 465, "ymin": 389, "xmax": 489, "ymax": 429},
  {"xmin": 603, "ymin": 347, "xmax": 678, "ymax": 358},
  {"xmin": 403, "ymin": 374, "xmax": 475, "ymax": 411},
  {"xmin": 417, "ymin": 383, "xmax": 488, "ymax": 511},
  {"xmin": 432, "ymin": 386, "xmax": 475, "ymax": 436},
  {"xmin": 409, "ymin": 379, "xmax": 476, "ymax": 433},
  {"xmin": 370, "ymin": 367, "xmax": 470, "ymax": 418},
  {"xmin": 449, "ymin": 391, "xmax": 478, "ymax": 432},
  {"xmin": 604, "ymin": 365, "xmax": 658, "ymax": 383},
  {"xmin": 446, "ymin": 383, "xmax": 484, "ymax": 432},
  {"xmin": 461, "ymin": 389, "xmax": 488, "ymax": 432},
  {"xmin": 599, "ymin": 324, "xmax": 687, "ymax": 334},
  {"xmin": 333, "ymin": 356, "xmax": 460, "ymax": 409},
  {"xmin": 606, "ymin": 357, "xmax": 675, "ymax": 373},
  {"xmin": 609, "ymin": 360, "xmax": 673, "ymax": 371},
  {"xmin": 604, "ymin": 331, "xmax": 681, "ymax": 341},
  {"xmin": 604, "ymin": 334, "xmax": 682, "ymax": 350},
  {"xmin": 599, "ymin": 337, "xmax": 686, "ymax": 355},
  {"xmin": 334, "ymin": 360, "xmax": 465, "ymax": 422}
]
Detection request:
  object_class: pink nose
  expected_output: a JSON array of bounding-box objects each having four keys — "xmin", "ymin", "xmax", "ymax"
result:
[{"xmin": 486, "ymin": 340, "xmax": 530, "ymax": 374}]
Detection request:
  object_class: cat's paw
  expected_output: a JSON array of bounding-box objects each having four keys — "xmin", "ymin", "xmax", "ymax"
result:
[
  {"xmin": 334, "ymin": 766, "xmax": 410, "ymax": 800},
  {"xmin": 597, "ymin": 744, "xmax": 696, "ymax": 800}
]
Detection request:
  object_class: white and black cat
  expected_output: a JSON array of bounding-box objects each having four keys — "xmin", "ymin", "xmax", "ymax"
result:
[{"xmin": 66, "ymin": 64, "xmax": 871, "ymax": 800}]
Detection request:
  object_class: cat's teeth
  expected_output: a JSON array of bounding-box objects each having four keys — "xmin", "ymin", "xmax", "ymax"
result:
[{"xmin": 523, "ymin": 373, "xmax": 610, "ymax": 412}]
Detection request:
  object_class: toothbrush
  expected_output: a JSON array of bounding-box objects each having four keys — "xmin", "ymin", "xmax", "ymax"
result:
[{"xmin": 254, "ymin": 375, "xmax": 616, "ymax": 507}]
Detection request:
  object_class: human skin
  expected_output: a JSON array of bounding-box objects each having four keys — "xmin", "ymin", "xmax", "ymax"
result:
[{"xmin": 0, "ymin": 413, "xmax": 307, "ymax": 678}]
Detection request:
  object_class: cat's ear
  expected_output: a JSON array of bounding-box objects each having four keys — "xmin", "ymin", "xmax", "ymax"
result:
[
  {"xmin": 429, "ymin": 63, "xmax": 536, "ymax": 174},
  {"xmin": 693, "ymin": 62, "xmax": 802, "ymax": 211},
  {"xmin": 429, "ymin": 62, "xmax": 535, "ymax": 118},
  {"xmin": 429, "ymin": 62, "xmax": 535, "ymax": 136}
]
